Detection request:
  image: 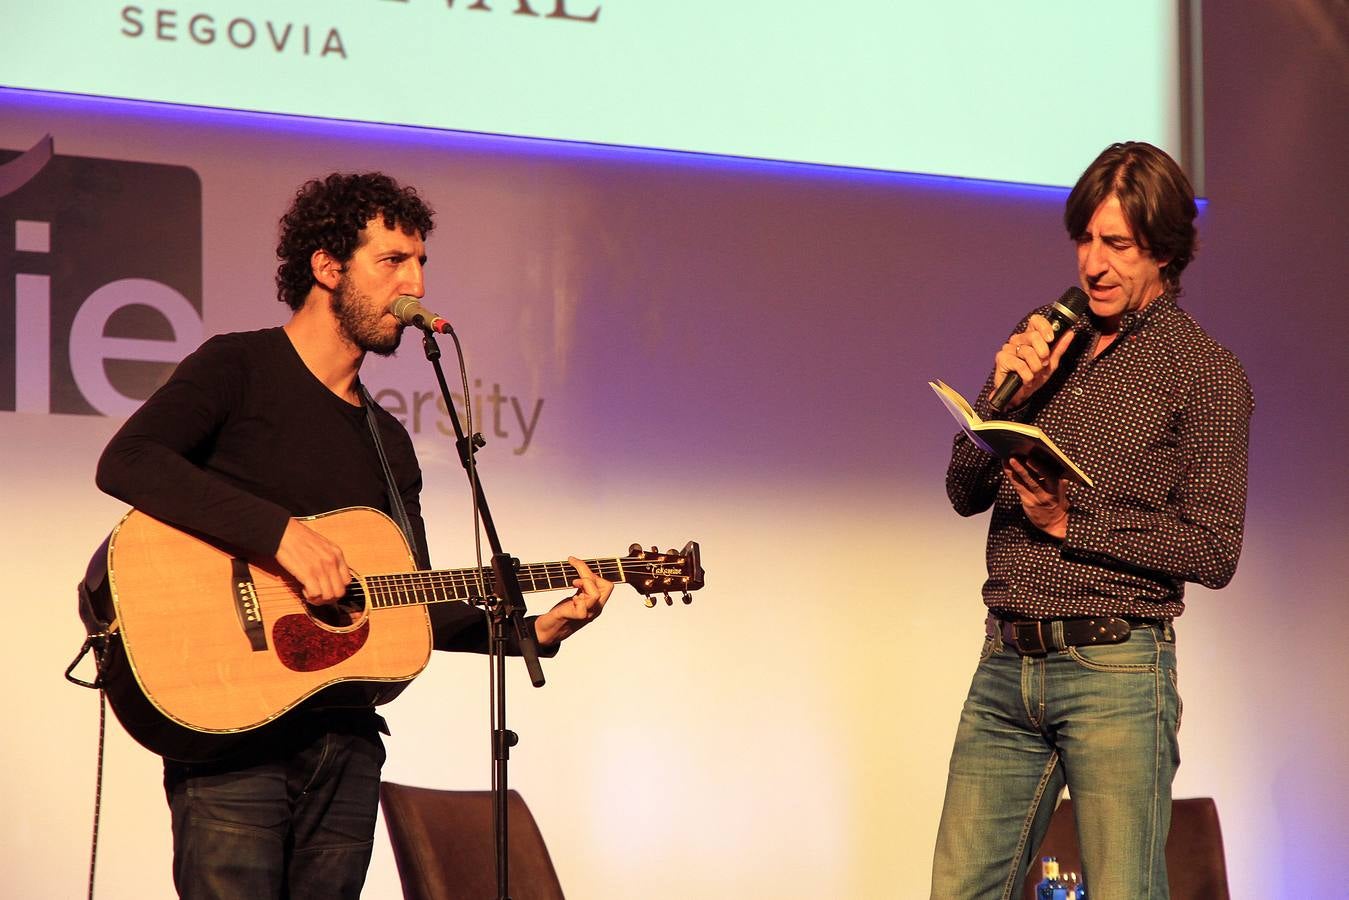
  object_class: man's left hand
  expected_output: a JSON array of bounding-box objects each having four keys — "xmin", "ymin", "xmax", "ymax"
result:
[
  {"xmin": 534, "ymin": 557, "xmax": 614, "ymax": 646},
  {"xmin": 1004, "ymin": 455, "xmax": 1070, "ymax": 539}
]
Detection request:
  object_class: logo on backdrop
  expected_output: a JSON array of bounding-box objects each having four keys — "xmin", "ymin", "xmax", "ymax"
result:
[{"xmin": 0, "ymin": 135, "xmax": 203, "ymax": 416}]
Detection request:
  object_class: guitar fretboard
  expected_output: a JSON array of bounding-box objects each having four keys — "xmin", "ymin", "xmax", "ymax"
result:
[{"xmin": 360, "ymin": 558, "xmax": 625, "ymax": 608}]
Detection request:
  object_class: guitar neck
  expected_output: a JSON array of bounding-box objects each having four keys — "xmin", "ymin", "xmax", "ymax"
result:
[{"xmin": 362, "ymin": 558, "xmax": 621, "ymax": 609}]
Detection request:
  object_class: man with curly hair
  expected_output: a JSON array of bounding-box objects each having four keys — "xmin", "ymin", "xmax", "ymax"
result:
[{"xmin": 97, "ymin": 172, "xmax": 612, "ymax": 898}]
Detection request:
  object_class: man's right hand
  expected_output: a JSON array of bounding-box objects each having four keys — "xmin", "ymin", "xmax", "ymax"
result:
[
  {"xmin": 992, "ymin": 313, "xmax": 1077, "ymax": 409},
  {"xmin": 274, "ymin": 518, "xmax": 351, "ymax": 605}
]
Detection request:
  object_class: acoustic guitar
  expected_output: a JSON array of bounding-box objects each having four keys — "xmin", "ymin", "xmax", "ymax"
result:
[{"xmin": 79, "ymin": 506, "xmax": 703, "ymax": 762}]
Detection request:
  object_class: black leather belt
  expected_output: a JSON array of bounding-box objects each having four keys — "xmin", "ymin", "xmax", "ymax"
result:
[{"xmin": 987, "ymin": 614, "xmax": 1141, "ymax": 655}]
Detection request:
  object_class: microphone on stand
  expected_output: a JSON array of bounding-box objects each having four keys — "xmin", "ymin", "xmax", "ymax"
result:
[
  {"xmin": 988, "ymin": 286, "xmax": 1089, "ymax": 412},
  {"xmin": 389, "ymin": 295, "xmax": 453, "ymax": 334}
]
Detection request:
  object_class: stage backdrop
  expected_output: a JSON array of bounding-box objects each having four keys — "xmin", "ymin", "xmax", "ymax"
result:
[{"xmin": 1, "ymin": 5, "xmax": 1346, "ymax": 895}]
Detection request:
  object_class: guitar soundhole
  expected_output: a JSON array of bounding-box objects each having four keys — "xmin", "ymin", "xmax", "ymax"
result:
[{"xmin": 306, "ymin": 590, "xmax": 366, "ymax": 628}]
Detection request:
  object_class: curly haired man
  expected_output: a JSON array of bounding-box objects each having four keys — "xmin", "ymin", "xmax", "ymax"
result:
[{"xmin": 97, "ymin": 172, "xmax": 612, "ymax": 898}]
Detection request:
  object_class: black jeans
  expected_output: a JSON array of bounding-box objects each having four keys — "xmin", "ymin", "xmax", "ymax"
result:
[{"xmin": 163, "ymin": 725, "xmax": 386, "ymax": 900}]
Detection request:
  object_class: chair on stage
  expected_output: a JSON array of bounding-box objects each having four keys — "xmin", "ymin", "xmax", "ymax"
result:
[
  {"xmin": 380, "ymin": 782, "xmax": 566, "ymax": 900},
  {"xmin": 1020, "ymin": 796, "xmax": 1231, "ymax": 899}
]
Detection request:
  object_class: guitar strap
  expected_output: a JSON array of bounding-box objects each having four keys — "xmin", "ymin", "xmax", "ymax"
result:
[{"xmin": 359, "ymin": 384, "xmax": 418, "ymax": 556}]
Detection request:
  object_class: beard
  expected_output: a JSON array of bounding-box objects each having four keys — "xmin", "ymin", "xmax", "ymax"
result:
[{"xmin": 331, "ymin": 276, "xmax": 402, "ymax": 357}]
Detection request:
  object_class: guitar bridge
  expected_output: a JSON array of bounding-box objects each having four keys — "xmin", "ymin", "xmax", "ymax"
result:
[{"xmin": 231, "ymin": 558, "xmax": 267, "ymax": 651}]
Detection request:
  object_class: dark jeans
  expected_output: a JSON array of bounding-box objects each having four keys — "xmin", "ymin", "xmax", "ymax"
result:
[{"xmin": 163, "ymin": 725, "xmax": 386, "ymax": 900}]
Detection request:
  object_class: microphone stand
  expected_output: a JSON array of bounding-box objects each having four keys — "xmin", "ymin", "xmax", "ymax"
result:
[{"xmin": 418, "ymin": 328, "xmax": 544, "ymax": 900}]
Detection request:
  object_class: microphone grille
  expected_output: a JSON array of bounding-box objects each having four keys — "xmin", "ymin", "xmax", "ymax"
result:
[
  {"xmin": 389, "ymin": 295, "xmax": 425, "ymax": 325},
  {"xmin": 1053, "ymin": 287, "xmax": 1090, "ymax": 322}
]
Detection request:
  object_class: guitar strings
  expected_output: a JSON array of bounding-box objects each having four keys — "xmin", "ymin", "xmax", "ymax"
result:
[{"xmin": 236, "ymin": 557, "xmax": 674, "ymax": 613}]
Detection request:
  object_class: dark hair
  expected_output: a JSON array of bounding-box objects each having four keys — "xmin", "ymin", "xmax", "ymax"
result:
[
  {"xmin": 275, "ymin": 172, "xmax": 435, "ymax": 310},
  {"xmin": 1064, "ymin": 142, "xmax": 1197, "ymax": 286}
]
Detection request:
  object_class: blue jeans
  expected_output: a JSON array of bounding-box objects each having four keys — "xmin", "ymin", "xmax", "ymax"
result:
[
  {"xmin": 163, "ymin": 725, "xmax": 386, "ymax": 900},
  {"xmin": 930, "ymin": 622, "xmax": 1181, "ymax": 900}
]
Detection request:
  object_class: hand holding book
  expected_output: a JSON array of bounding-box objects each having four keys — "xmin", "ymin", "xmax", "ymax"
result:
[{"xmin": 1003, "ymin": 455, "xmax": 1070, "ymax": 538}]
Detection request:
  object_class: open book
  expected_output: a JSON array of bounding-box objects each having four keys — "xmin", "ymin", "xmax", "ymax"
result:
[{"xmin": 929, "ymin": 379, "xmax": 1093, "ymax": 486}]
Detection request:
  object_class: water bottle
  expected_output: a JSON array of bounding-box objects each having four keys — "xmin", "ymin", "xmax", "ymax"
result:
[{"xmin": 1035, "ymin": 856, "xmax": 1065, "ymax": 900}]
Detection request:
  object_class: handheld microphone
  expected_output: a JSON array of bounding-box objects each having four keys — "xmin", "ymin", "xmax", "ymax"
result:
[
  {"xmin": 389, "ymin": 295, "xmax": 452, "ymax": 334},
  {"xmin": 988, "ymin": 286, "xmax": 1089, "ymax": 412}
]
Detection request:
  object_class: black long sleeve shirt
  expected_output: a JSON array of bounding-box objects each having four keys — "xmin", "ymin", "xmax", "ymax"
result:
[
  {"xmin": 946, "ymin": 293, "xmax": 1253, "ymax": 620},
  {"xmin": 96, "ymin": 326, "xmax": 534, "ymax": 653}
]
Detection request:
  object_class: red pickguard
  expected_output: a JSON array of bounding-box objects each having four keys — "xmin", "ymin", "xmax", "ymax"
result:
[{"xmin": 272, "ymin": 614, "xmax": 370, "ymax": 672}]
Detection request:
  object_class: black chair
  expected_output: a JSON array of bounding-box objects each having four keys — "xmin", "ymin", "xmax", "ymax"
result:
[
  {"xmin": 1021, "ymin": 796, "xmax": 1231, "ymax": 899},
  {"xmin": 380, "ymin": 782, "xmax": 565, "ymax": 900}
]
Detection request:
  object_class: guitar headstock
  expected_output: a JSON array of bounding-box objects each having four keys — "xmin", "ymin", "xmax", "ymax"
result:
[{"xmin": 621, "ymin": 542, "xmax": 704, "ymax": 607}]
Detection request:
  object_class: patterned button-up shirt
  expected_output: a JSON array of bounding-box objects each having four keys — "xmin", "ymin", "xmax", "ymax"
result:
[{"xmin": 947, "ymin": 291, "xmax": 1253, "ymax": 620}]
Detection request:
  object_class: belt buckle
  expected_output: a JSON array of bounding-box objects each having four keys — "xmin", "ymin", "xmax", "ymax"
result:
[{"xmin": 1011, "ymin": 620, "xmax": 1048, "ymax": 655}]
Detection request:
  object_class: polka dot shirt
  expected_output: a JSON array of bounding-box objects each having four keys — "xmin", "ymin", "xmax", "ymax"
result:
[{"xmin": 946, "ymin": 291, "xmax": 1253, "ymax": 620}]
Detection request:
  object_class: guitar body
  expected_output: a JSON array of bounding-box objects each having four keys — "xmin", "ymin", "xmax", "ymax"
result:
[{"xmin": 88, "ymin": 506, "xmax": 433, "ymax": 762}]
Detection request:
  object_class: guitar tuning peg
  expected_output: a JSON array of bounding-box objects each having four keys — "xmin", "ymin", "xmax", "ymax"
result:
[
  {"xmin": 681, "ymin": 592, "xmax": 693, "ymax": 605},
  {"xmin": 628, "ymin": 543, "xmax": 642, "ymax": 557},
  {"xmin": 643, "ymin": 594, "xmax": 656, "ymax": 609},
  {"xmin": 666, "ymin": 548, "xmax": 677, "ymax": 556},
  {"xmin": 663, "ymin": 592, "xmax": 673, "ymax": 606}
]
